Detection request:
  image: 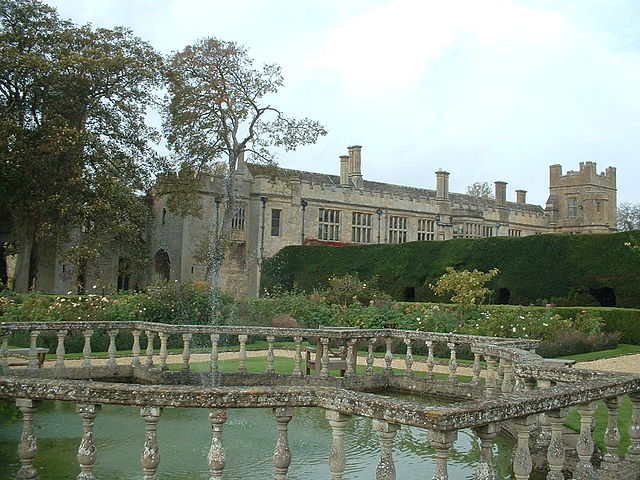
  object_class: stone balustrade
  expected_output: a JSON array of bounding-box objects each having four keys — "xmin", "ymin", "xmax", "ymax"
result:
[{"xmin": 1, "ymin": 321, "xmax": 640, "ymax": 479}]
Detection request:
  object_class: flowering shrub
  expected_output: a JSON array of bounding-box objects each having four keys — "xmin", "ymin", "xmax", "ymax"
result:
[
  {"xmin": 320, "ymin": 274, "xmax": 390, "ymax": 307},
  {"xmin": 429, "ymin": 267, "xmax": 500, "ymax": 308}
]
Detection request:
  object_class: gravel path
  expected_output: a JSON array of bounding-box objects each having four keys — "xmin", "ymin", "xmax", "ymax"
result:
[{"xmin": 572, "ymin": 353, "xmax": 640, "ymax": 374}]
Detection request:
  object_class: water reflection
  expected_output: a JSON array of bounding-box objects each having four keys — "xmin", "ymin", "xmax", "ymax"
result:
[{"xmin": 0, "ymin": 401, "xmax": 517, "ymax": 479}]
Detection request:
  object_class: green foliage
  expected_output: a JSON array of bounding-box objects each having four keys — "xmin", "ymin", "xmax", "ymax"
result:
[
  {"xmin": 261, "ymin": 231, "xmax": 640, "ymax": 308},
  {"xmin": 429, "ymin": 267, "xmax": 499, "ymax": 307},
  {"xmin": 320, "ymin": 274, "xmax": 390, "ymax": 306}
]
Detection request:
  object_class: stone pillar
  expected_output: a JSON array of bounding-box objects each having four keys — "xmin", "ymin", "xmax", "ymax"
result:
[
  {"xmin": 131, "ymin": 330, "xmax": 142, "ymax": 368},
  {"xmin": 82, "ymin": 329, "xmax": 93, "ymax": 369},
  {"xmin": 273, "ymin": 407, "xmax": 294, "ymax": 480},
  {"xmin": 210, "ymin": 334, "xmax": 219, "ymax": 374},
  {"xmin": 628, "ymin": 393, "xmax": 640, "ymax": 462},
  {"xmin": 55, "ymin": 329, "xmax": 67, "ymax": 371},
  {"xmin": 447, "ymin": 342, "xmax": 457, "ymax": 384},
  {"xmin": 602, "ymin": 396, "xmax": 621, "ymax": 473},
  {"xmin": 484, "ymin": 355, "xmax": 497, "ymax": 398},
  {"xmin": 537, "ymin": 379, "xmax": 552, "ymax": 445},
  {"xmin": 373, "ymin": 419, "xmax": 400, "ymax": 480},
  {"xmin": 516, "ymin": 189, "xmax": 527, "ymax": 205},
  {"xmin": 425, "ymin": 340, "xmax": 435, "ymax": 381},
  {"xmin": 140, "ymin": 406, "xmax": 162, "ymax": 480},
  {"xmin": 326, "ymin": 410, "xmax": 351, "ymax": 479},
  {"xmin": 16, "ymin": 398, "xmax": 41, "ymax": 480},
  {"xmin": 76, "ymin": 403, "xmax": 101, "ymax": 480},
  {"xmin": 366, "ymin": 338, "xmax": 376, "ymax": 375},
  {"xmin": 145, "ymin": 331, "xmax": 155, "ymax": 368},
  {"xmin": 473, "ymin": 423, "xmax": 498, "ymax": 480},
  {"xmin": 501, "ymin": 359, "xmax": 513, "ymax": 393},
  {"xmin": 428, "ymin": 429, "xmax": 457, "ymax": 480},
  {"xmin": 472, "ymin": 352, "xmax": 482, "ymax": 386},
  {"xmin": 1, "ymin": 334, "xmax": 8, "ymax": 372},
  {"xmin": 208, "ymin": 408, "xmax": 228, "ymax": 480},
  {"xmin": 403, "ymin": 338, "xmax": 413, "ymax": 376},
  {"xmin": 575, "ymin": 401, "xmax": 597, "ymax": 479},
  {"xmin": 435, "ymin": 170, "xmax": 450, "ymax": 201},
  {"xmin": 266, "ymin": 335, "xmax": 275, "ymax": 374},
  {"xmin": 546, "ymin": 408, "xmax": 568, "ymax": 480},
  {"xmin": 181, "ymin": 333, "xmax": 192, "ymax": 372},
  {"xmin": 345, "ymin": 338, "xmax": 356, "ymax": 377},
  {"xmin": 494, "ymin": 181, "xmax": 507, "ymax": 207},
  {"xmin": 238, "ymin": 335, "xmax": 248, "ymax": 373},
  {"xmin": 512, "ymin": 415, "xmax": 535, "ymax": 480},
  {"xmin": 384, "ymin": 338, "xmax": 393, "ymax": 374},
  {"xmin": 28, "ymin": 331, "xmax": 39, "ymax": 371},
  {"xmin": 320, "ymin": 337, "xmax": 330, "ymax": 378},
  {"xmin": 107, "ymin": 330, "xmax": 118, "ymax": 371},
  {"xmin": 158, "ymin": 333, "xmax": 168, "ymax": 371},
  {"xmin": 293, "ymin": 336, "xmax": 302, "ymax": 377},
  {"xmin": 339, "ymin": 155, "xmax": 350, "ymax": 186}
]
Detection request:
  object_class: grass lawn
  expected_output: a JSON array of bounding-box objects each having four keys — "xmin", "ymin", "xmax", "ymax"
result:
[{"xmin": 559, "ymin": 343, "xmax": 640, "ymax": 362}]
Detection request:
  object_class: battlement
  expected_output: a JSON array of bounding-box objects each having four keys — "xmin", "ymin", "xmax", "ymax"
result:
[{"xmin": 550, "ymin": 162, "xmax": 616, "ymax": 189}]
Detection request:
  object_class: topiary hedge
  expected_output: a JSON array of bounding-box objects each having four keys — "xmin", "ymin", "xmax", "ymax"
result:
[{"xmin": 261, "ymin": 231, "xmax": 640, "ymax": 308}]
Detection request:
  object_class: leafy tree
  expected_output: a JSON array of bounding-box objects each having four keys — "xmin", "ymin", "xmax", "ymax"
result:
[
  {"xmin": 429, "ymin": 267, "xmax": 500, "ymax": 309},
  {"xmin": 0, "ymin": 0, "xmax": 164, "ymax": 291},
  {"xmin": 618, "ymin": 202, "xmax": 640, "ymax": 231},
  {"xmin": 164, "ymin": 37, "xmax": 326, "ymax": 316},
  {"xmin": 465, "ymin": 182, "xmax": 494, "ymax": 199}
]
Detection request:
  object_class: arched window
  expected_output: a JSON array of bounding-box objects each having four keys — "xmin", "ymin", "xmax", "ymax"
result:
[{"xmin": 154, "ymin": 249, "xmax": 170, "ymax": 282}]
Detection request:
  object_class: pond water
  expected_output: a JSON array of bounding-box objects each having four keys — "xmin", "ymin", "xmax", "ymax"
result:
[{"xmin": 0, "ymin": 400, "xmax": 518, "ymax": 479}]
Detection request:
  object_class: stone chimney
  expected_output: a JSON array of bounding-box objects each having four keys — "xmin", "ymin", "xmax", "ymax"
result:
[
  {"xmin": 495, "ymin": 181, "xmax": 507, "ymax": 207},
  {"xmin": 516, "ymin": 189, "xmax": 526, "ymax": 205},
  {"xmin": 436, "ymin": 170, "xmax": 450, "ymax": 200},
  {"xmin": 347, "ymin": 145, "xmax": 363, "ymax": 188},
  {"xmin": 339, "ymin": 155, "xmax": 349, "ymax": 186}
]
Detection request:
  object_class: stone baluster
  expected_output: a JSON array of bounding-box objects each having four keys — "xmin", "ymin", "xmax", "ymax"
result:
[
  {"xmin": 76, "ymin": 403, "xmax": 101, "ymax": 480},
  {"xmin": 404, "ymin": 338, "xmax": 413, "ymax": 376},
  {"xmin": 384, "ymin": 338, "xmax": 393, "ymax": 374},
  {"xmin": 484, "ymin": 355, "xmax": 496, "ymax": 397},
  {"xmin": 208, "ymin": 408, "xmax": 228, "ymax": 480},
  {"xmin": 537, "ymin": 379, "xmax": 552, "ymax": 445},
  {"xmin": 210, "ymin": 334, "xmax": 219, "ymax": 374},
  {"xmin": 501, "ymin": 359, "xmax": 513, "ymax": 393},
  {"xmin": 293, "ymin": 336, "xmax": 302, "ymax": 377},
  {"xmin": 238, "ymin": 334, "xmax": 248, "ymax": 373},
  {"xmin": 145, "ymin": 331, "xmax": 155, "ymax": 368},
  {"xmin": 16, "ymin": 398, "xmax": 41, "ymax": 480},
  {"xmin": 472, "ymin": 352, "xmax": 482, "ymax": 386},
  {"xmin": 373, "ymin": 419, "xmax": 400, "ymax": 480},
  {"xmin": 1, "ymin": 334, "xmax": 8, "ymax": 372},
  {"xmin": 428, "ymin": 429, "xmax": 457, "ymax": 480},
  {"xmin": 326, "ymin": 410, "xmax": 351, "ymax": 479},
  {"xmin": 447, "ymin": 342, "xmax": 457, "ymax": 384},
  {"xmin": 131, "ymin": 330, "xmax": 142, "ymax": 368},
  {"xmin": 546, "ymin": 408, "xmax": 567, "ymax": 480},
  {"xmin": 140, "ymin": 406, "xmax": 162, "ymax": 480},
  {"xmin": 266, "ymin": 335, "xmax": 275, "ymax": 374},
  {"xmin": 473, "ymin": 423, "xmax": 498, "ymax": 480},
  {"xmin": 82, "ymin": 329, "xmax": 93, "ymax": 368},
  {"xmin": 575, "ymin": 401, "xmax": 597, "ymax": 479},
  {"xmin": 273, "ymin": 407, "xmax": 294, "ymax": 480},
  {"xmin": 107, "ymin": 330, "xmax": 118, "ymax": 370},
  {"xmin": 366, "ymin": 338, "xmax": 376, "ymax": 375},
  {"xmin": 345, "ymin": 338, "xmax": 357, "ymax": 377},
  {"xmin": 320, "ymin": 337, "xmax": 330, "ymax": 378},
  {"xmin": 55, "ymin": 329, "xmax": 67, "ymax": 371},
  {"xmin": 158, "ymin": 332, "xmax": 168, "ymax": 371},
  {"xmin": 629, "ymin": 393, "xmax": 640, "ymax": 463},
  {"xmin": 497, "ymin": 358, "xmax": 504, "ymax": 386},
  {"xmin": 181, "ymin": 333, "xmax": 192, "ymax": 372},
  {"xmin": 602, "ymin": 396, "xmax": 621, "ymax": 473},
  {"xmin": 512, "ymin": 415, "xmax": 535, "ymax": 480},
  {"xmin": 425, "ymin": 340, "xmax": 435, "ymax": 381},
  {"xmin": 28, "ymin": 330, "xmax": 39, "ymax": 370}
]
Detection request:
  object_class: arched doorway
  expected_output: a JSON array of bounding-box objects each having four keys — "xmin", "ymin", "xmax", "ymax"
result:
[
  {"xmin": 589, "ymin": 287, "xmax": 616, "ymax": 307},
  {"xmin": 496, "ymin": 288, "xmax": 510, "ymax": 305},
  {"xmin": 154, "ymin": 249, "xmax": 170, "ymax": 283}
]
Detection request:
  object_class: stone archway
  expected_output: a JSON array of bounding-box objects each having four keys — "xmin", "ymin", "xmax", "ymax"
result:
[
  {"xmin": 496, "ymin": 288, "xmax": 510, "ymax": 305},
  {"xmin": 154, "ymin": 249, "xmax": 170, "ymax": 283}
]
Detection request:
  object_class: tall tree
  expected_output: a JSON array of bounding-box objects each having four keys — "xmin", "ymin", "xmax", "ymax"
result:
[
  {"xmin": 0, "ymin": 0, "xmax": 164, "ymax": 291},
  {"xmin": 465, "ymin": 182, "xmax": 494, "ymax": 199},
  {"xmin": 618, "ymin": 202, "xmax": 640, "ymax": 231},
  {"xmin": 164, "ymin": 37, "xmax": 326, "ymax": 313}
]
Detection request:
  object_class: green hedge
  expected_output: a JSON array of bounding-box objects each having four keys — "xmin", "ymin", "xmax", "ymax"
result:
[{"xmin": 261, "ymin": 231, "xmax": 640, "ymax": 308}]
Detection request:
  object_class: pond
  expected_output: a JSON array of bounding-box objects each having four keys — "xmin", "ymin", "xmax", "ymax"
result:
[{"xmin": 0, "ymin": 400, "xmax": 519, "ymax": 479}]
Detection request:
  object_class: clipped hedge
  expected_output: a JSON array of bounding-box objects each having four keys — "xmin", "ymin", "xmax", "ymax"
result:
[{"xmin": 261, "ymin": 231, "xmax": 640, "ymax": 308}]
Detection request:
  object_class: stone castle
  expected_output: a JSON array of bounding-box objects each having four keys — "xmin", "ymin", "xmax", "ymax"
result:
[{"xmin": 18, "ymin": 146, "xmax": 617, "ymax": 297}]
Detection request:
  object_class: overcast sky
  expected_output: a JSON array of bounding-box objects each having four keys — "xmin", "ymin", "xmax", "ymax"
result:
[{"xmin": 46, "ymin": 0, "xmax": 640, "ymax": 206}]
